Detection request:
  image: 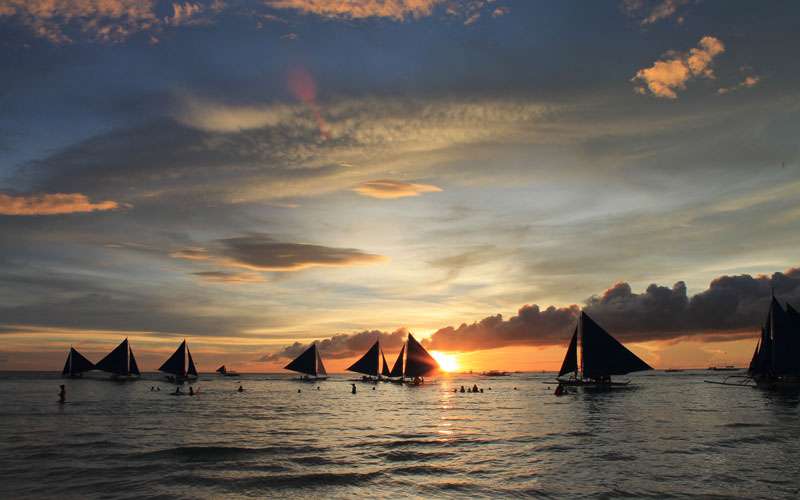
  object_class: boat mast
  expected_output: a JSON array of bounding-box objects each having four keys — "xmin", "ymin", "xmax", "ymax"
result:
[{"xmin": 578, "ymin": 312, "xmax": 583, "ymax": 378}]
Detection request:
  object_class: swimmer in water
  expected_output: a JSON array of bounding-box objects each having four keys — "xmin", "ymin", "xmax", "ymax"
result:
[{"xmin": 59, "ymin": 385, "xmax": 66, "ymax": 403}]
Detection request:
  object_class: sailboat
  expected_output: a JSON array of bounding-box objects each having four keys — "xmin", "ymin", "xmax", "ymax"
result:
[
  {"xmin": 95, "ymin": 338, "xmax": 140, "ymax": 380},
  {"xmin": 746, "ymin": 297, "xmax": 800, "ymax": 388},
  {"xmin": 284, "ymin": 343, "xmax": 327, "ymax": 380},
  {"xmin": 61, "ymin": 347, "xmax": 96, "ymax": 378},
  {"xmin": 557, "ymin": 311, "xmax": 652, "ymax": 386},
  {"xmin": 346, "ymin": 340, "xmax": 391, "ymax": 382},
  {"xmin": 386, "ymin": 334, "xmax": 440, "ymax": 385},
  {"xmin": 158, "ymin": 340, "xmax": 198, "ymax": 383},
  {"xmin": 216, "ymin": 365, "xmax": 239, "ymax": 377}
]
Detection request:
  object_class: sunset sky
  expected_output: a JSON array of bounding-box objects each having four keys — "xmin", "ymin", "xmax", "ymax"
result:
[{"xmin": 1, "ymin": 1, "xmax": 799, "ymax": 372}]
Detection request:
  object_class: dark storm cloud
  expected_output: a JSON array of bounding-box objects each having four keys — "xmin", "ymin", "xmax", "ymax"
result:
[
  {"xmin": 260, "ymin": 267, "xmax": 800, "ymax": 359},
  {"xmin": 254, "ymin": 327, "xmax": 409, "ymax": 362}
]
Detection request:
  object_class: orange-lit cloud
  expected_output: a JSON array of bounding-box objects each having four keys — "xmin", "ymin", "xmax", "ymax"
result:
[
  {"xmin": 620, "ymin": 0, "xmax": 691, "ymax": 26},
  {"xmin": 0, "ymin": 0, "xmax": 219, "ymax": 43},
  {"xmin": 352, "ymin": 180, "xmax": 442, "ymax": 199},
  {"xmin": 172, "ymin": 233, "xmax": 388, "ymax": 271},
  {"xmin": 0, "ymin": 193, "xmax": 123, "ymax": 215},
  {"xmin": 267, "ymin": 0, "xmax": 444, "ymax": 20},
  {"xmin": 718, "ymin": 75, "xmax": 761, "ymax": 95},
  {"xmin": 632, "ymin": 36, "xmax": 725, "ymax": 98},
  {"xmin": 0, "ymin": 0, "xmax": 158, "ymax": 43}
]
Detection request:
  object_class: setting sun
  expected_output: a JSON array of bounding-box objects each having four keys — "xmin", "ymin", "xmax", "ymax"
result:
[{"xmin": 430, "ymin": 351, "xmax": 460, "ymax": 372}]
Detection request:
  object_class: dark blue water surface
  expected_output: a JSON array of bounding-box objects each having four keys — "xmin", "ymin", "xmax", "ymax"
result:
[{"xmin": 1, "ymin": 371, "xmax": 798, "ymax": 499}]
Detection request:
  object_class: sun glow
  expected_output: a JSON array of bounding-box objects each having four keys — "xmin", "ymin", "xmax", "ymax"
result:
[{"xmin": 430, "ymin": 351, "xmax": 460, "ymax": 372}]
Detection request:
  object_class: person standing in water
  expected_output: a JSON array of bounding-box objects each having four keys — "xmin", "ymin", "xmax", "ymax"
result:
[
  {"xmin": 351, "ymin": 383, "xmax": 357, "ymax": 394},
  {"xmin": 59, "ymin": 385, "xmax": 66, "ymax": 403}
]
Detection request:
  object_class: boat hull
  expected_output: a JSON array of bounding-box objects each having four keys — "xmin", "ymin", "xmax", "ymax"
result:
[{"xmin": 556, "ymin": 378, "xmax": 630, "ymax": 387}]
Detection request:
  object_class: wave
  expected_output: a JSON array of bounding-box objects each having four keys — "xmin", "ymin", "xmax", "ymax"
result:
[{"xmin": 134, "ymin": 445, "xmax": 326, "ymax": 462}]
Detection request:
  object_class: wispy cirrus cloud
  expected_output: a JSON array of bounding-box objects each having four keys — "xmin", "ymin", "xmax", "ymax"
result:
[
  {"xmin": 0, "ymin": 193, "xmax": 124, "ymax": 215},
  {"xmin": 189, "ymin": 271, "xmax": 266, "ymax": 284},
  {"xmin": 171, "ymin": 233, "xmax": 388, "ymax": 271},
  {"xmin": 352, "ymin": 180, "xmax": 442, "ymax": 199},
  {"xmin": 266, "ymin": 0, "xmax": 443, "ymax": 20},
  {"xmin": 631, "ymin": 36, "xmax": 725, "ymax": 98}
]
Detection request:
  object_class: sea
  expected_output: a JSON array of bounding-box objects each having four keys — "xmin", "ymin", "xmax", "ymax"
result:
[{"xmin": 1, "ymin": 370, "xmax": 798, "ymax": 500}]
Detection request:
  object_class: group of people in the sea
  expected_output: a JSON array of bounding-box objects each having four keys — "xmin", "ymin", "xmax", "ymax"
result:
[{"xmin": 455, "ymin": 384, "xmax": 485, "ymax": 393}]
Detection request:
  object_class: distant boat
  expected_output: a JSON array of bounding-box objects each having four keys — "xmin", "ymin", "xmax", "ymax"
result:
[
  {"xmin": 216, "ymin": 365, "xmax": 239, "ymax": 377},
  {"xmin": 708, "ymin": 365, "xmax": 737, "ymax": 371},
  {"xmin": 386, "ymin": 334, "xmax": 440, "ymax": 385},
  {"xmin": 158, "ymin": 340, "xmax": 198, "ymax": 383},
  {"xmin": 346, "ymin": 340, "xmax": 390, "ymax": 381},
  {"xmin": 482, "ymin": 370, "xmax": 510, "ymax": 377},
  {"xmin": 284, "ymin": 343, "xmax": 327, "ymax": 380},
  {"xmin": 61, "ymin": 347, "xmax": 95, "ymax": 378},
  {"xmin": 746, "ymin": 297, "xmax": 800, "ymax": 388},
  {"xmin": 557, "ymin": 311, "xmax": 652, "ymax": 386},
  {"xmin": 95, "ymin": 338, "xmax": 140, "ymax": 380}
]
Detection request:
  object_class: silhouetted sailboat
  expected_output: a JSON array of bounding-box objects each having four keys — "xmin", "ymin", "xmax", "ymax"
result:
[
  {"xmin": 61, "ymin": 347, "xmax": 95, "ymax": 378},
  {"xmin": 158, "ymin": 340, "xmax": 198, "ymax": 383},
  {"xmin": 284, "ymin": 343, "xmax": 327, "ymax": 380},
  {"xmin": 95, "ymin": 338, "xmax": 140, "ymax": 380},
  {"xmin": 747, "ymin": 297, "xmax": 800, "ymax": 388},
  {"xmin": 346, "ymin": 340, "xmax": 390, "ymax": 381},
  {"xmin": 557, "ymin": 311, "xmax": 652, "ymax": 386},
  {"xmin": 386, "ymin": 334, "xmax": 440, "ymax": 385},
  {"xmin": 216, "ymin": 365, "xmax": 239, "ymax": 377}
]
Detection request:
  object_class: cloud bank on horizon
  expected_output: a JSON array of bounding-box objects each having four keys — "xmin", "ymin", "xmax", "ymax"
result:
[{"xmin": 259, "ymin": 267, "xmax": 800, "ymax": 361}]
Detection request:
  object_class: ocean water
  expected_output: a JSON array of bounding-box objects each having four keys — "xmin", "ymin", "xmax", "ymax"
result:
[{"xmin": 1, "ymin": 371, "xmax": 798, "ymax": 500}]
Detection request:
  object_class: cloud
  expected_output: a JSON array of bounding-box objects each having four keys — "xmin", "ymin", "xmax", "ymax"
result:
[
  {"xmin": 172, "ymin": 233, "xmax": 389, "ymax": 271},
  {"xmin": 266, "ymin": 0, "xmax": 443, "ymax": 20},
  {"xmin": 718, "ymin": 75, "xmax": 761, "ymax": 95},
  {"xmin": 254, "ymin": 327, "xmax": 409, "ymax": 362},
  {"xmin": 260, "ymin": 267, "xmax": 800, "ymax": 357},
  {"xmin": 632, "ymin": 36, "xmax": 725, "ymax": 98},
  {"xmin": 0, "ymin": 0, "xmax": 222, "ymax": 43},
  {"xmin": 0, "ymin": 193, "xmax": 123, "ymax": 215},
  {"xmin": 351, "ymin": 180, "xmax": 442, "ymax": 199},
  {"xmin": 620, "ymin": 0, "xmax": 691, "ymax": 26},
  {"xmin": 189, "ymin": 271, "xmax": 265, "ymax": 284}
]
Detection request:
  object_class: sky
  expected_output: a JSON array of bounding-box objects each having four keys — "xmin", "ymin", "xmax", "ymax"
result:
[{"xmin": 1, "ymin": 0, "xmax": 799, "ymax": 372}]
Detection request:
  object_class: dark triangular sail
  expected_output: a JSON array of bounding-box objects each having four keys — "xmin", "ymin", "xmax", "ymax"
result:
[
  {"xmin": 95, "ymin": 339, "xmax": 131, "ymax": 376},
  {"xmin": 346, "ymin": 340, "xmax": 380, "ymax": 376},
  {"xmin": 580, "ymin": 312, "xmax": 652, "ymax": 378},
  {"xmin": 158, "ymin": 340, "xmax": 186, "ymax": 377},
  {"xmin": 404, "ymin": 334, "xmax": 440, "ymax": 378},
  {"xmin": 558, "ymin": 327, "xmax": 579, "ymax": 377},
  {"xmin": 748, "ymin": 340, "xmax": 760, "ymax": 374},
  {"xmin": 128, "ymin": 346, "xmax": 140, "ymax": 376},
  {"xmin": 284, "ymin": 344, "xmax": 326, "ymax": 377},
  {"xmin": 187, "ymin": 348, "xmax": 198, "ymax": 377},
  {"xmin": 389, "ymin": 345, "xmax": 405, "ymax": 378},
  {"xmin": 216, "ymin": 365, "xmax": 227, "ymax": 374},
  {"xmin": 381, "ymin": 351, "xmax": 391, "ymax": 377},
  {"xmin": 62, "ymin": 347, "xmax": 95, "ymax": 376},
  {"xmin": 756, "ymin": 308, "xmax": 773, "ymax": 374},
  {"xmin": 770, "ymin": 298, "xmax": 800, "ymax": 375}
]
